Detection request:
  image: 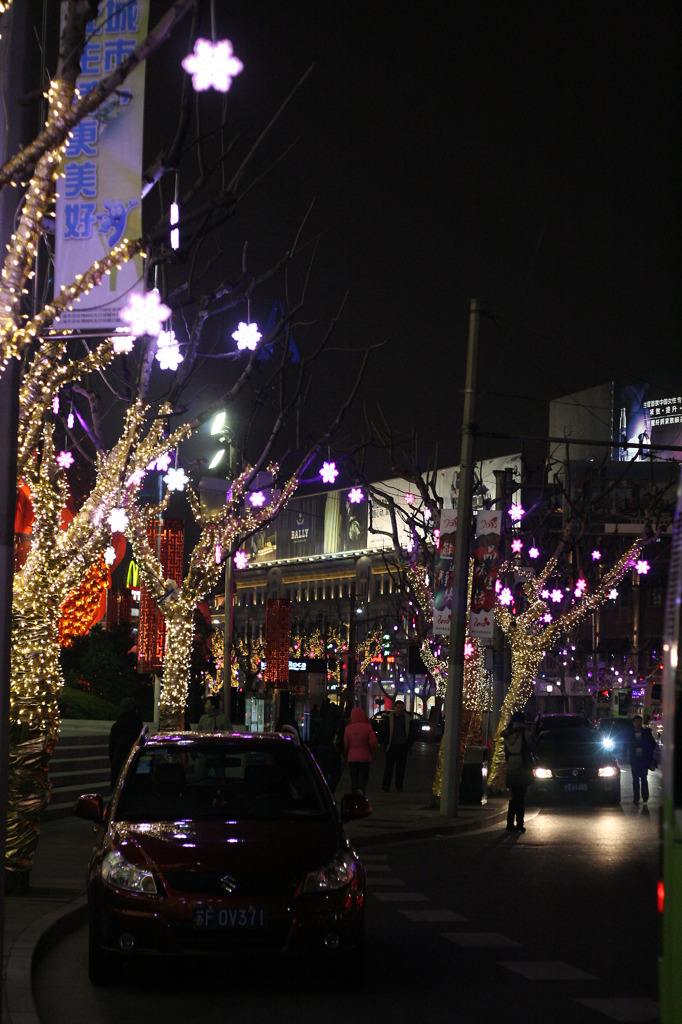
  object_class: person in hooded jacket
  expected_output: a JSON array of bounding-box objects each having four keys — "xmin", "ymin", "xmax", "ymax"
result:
[
  {"xmin": 503, "ymin": 710, "xmax": 534, "ymax": 832},
  {"xmin": 109, "ymin": 697, "xmax": 144, "ymax": 792},
  {"xmin": 343, "ymin": 706, "xmax": 378, "ymax": 795}
]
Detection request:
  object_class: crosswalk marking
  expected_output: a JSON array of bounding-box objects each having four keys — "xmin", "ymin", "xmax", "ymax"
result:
[
  {"xmin": 401, "ymin": 909, "xmax": 466, "ymax": 923},
  {"xmin": 368, "ymin": 877, "xmax": 405, "ymax": 886},
  {"xmin": 444, "ymin": 932, "xmax": 521, "ymax": 948},
  {"xmin": 500, "ymin": 961, "xmax": 597, "ymax": 981},
  {"xmin": 575, "ymin": 997, "xmax": 659, "ymax": 1022}
]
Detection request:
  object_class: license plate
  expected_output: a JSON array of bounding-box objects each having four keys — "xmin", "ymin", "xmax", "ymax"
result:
[
  {"xmin": 563, "ymin": 783, "xmax": 588, "ymax": 792},
  {"xmin": 193, "ymin": 906, "xmax": 267, "ymax": 928}
]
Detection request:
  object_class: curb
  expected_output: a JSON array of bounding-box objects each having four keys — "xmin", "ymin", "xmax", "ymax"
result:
[{"xmin": 350, "ymin": 805, "xmax": 508, "ymax": 848}]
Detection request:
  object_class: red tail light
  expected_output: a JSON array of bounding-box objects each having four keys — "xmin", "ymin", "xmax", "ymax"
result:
[{"xmin": 657, "ymin": 879, "xmax": 665, "ymax": 914}]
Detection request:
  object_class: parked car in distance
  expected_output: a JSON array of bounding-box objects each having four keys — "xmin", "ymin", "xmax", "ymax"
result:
[
  {"xmin": 75, "ymin": 729, "xmax": 368, "ymax": 984},
  {"xmin": 370, "ymin": 710, "xmax": 441, "ymax": 742},
  {"xmin": 530, "ymin": 726, "xmax": 621, "ymax": 805},
  {"xmin": 596, "ymin": 717, "xmax": 634, "ymax": 761},
  {"xmin": 531, "ymin": 712, "xmax": 595, "ymax": 740}
]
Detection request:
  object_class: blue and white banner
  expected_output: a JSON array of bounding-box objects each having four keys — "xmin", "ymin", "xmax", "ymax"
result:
[{"xmin": 54, "ymin": 1, "xmax": 148, "ymax": 331}]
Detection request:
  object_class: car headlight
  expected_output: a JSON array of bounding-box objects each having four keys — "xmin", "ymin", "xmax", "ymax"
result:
[
  {"xmin": 101, "ymin": 850, "xmax": 157, "ymax": 894},
  {"xmin": 601, "ymin": 737, "xmax": 615, "ymax": 751},
  {"xmin": 302, "ymin": 849, "xmax": 357, "ymax": 893},
  {"xmin": 598, "ymin": 766, "xmax": 618, "ymax": 778},
  {"xmin": 421, "ymin": 725, "xmax": 431, "ymax": 732},
  {"xmin": 534, "ymin": 768, "xmax": 553, "ymax": 779}
]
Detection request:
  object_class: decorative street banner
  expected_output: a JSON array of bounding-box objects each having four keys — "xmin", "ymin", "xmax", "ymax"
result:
[
  {"xmin": 470, "ymin": 510, "xmax": 501, "ymax": 641},
  {"xmin": 54, "ymin": 1, "xmax": 149, "ymax": 331},
  {"xmin": 433, "ymin": 509, "xmax": 457, "ymax": 636},
  {"xmin": 264, "ymin": 599, "xmax": 291, "ymax": 689}
]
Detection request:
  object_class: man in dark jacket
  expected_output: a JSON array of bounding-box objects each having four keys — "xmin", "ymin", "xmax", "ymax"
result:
[
  {"xmin": 628, "ymin": 714, "xmax": 658, "ymax": 804},
  {"xmin": 108, "ymin": 697, "xmax": 144, "ymax": 792},
  {"xmin": 379, "ymin": 700, "xmax": 414, "ymax": 792}
]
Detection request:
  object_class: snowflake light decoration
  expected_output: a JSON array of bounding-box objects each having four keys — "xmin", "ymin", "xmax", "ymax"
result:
[
  {"xmin": 592, "ymin": 549, "xmax": 602, "ymax": 561},
  {"xmin": 609, "ymin": 588, "xmax": 619, "ymax": 601},
  {"xmin": 234, "ymin": 551, "xmax": 249, "ymax": 570},
  {"xmin": 111, "ymin": 330, "xmax": 135, "ymax": 354},
  {"xmin": 541, "ymin": 589, "xmax": 550, "ymax": 599},
  {"xmin": 108, "ymin": 508, "xmax": 128, "ymax": 533},
  {"xmin": 550, "ymin": 589, "xmax": 563, "ymax": 603},
  {"xmin": 164, "ymin": 467, "xmax": 189, "ymax": 492},
  {"xmin": 464, "ymin": 641, "xmax": 474, "ymax": 658},
  {"xmin": 215, "ymin": 544, "xmax": 221, "ymax": 565},
  {"xmin": 52, "ymin": 395, "xmax": 59, "ymax": 414},
  {"xmin": 511, "ymin": 538, "xmax": 523, "ymax": 553},
  {"xmin": 104, "ymin": 546, "xmax": 116, "ymax": 566},
  {"xmin": 148, "ymin": 452, "xmax": 173, "ymax": 472},
  {"xmin": 348, "ymin": 487, "xmax": 364, "ymax": 504},
  {"xmin": 495, "ymin": 579, "xmax": 503, "ymax": 593},
  {"xmin": 232, "ymin": 321, "xmax": 262, "ymax": 351},
  {"xmin": 636, "ymin": 560, "xmax": 650, "ymax": 575},
  {"xmin": 423, "ymin": 507, "xmax": 431, "ymax": 521},
  {"xmin": 249, "ymin": 491, "xmax": 266, "ymax": 507},
  {"xmin": 575, "ymin": 578, "xmax": 587, "ymax": 595},
  {"xmin": 528, "ymin": 546, "xmax": 540, "ymax": 559},
  {"xmin": 499, "ymin": 587, "xmax": 513, "ymax": 606},
  {"xmin": 182, "ymin": 38, "xmax": 243, "ymax": 93},
  {"xmin": 67, "ymin": 412, "xmax": 75, "ymax": 429},
  {"xmin": 119, "ymin": 289, "xmax": 171, "ymax": 338},
  {"xmin": 434, "ymin": 529, "xmax": 440, "ymax": 544},
  {"xmin": 126, "ymin": 469, "xmax": 145, "ymax": 488},
  {"xmin": 56, "ymin": 451, "xmax": 74, "ymax": 469},
  {"xmin": 404, "ymin": 492, "xmax": 415, "ymax": 505},
  {"xmin": 543, "ymin": 612, "xmax": 553, "ymax": 623},
  {"xmin": 509, "ymin": 503, "xmax": 524, "ymax": 522},
  {"xmin": 320, "ymin": 461, "xmax": 338, "ymax": 484},
  {"xmin": 156, "ymin": 329, "xmax": 183, "ymax": 371}
]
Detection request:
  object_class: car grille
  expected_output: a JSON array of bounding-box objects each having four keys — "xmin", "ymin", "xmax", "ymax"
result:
[
  {"xmin": 168, "ymin": 921, "xmax": 291, "ymax": 953},
  {"xmin": 552, "ymin": 768, "xmax": 597, "ymax": 782},
  {"xmin": 162, "ymin": 871, "xmax": 295, "ymax": 895}
]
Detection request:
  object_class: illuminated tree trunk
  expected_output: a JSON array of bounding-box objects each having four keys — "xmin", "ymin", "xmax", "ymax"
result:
[{"xmin": 158, "ymin": 607, "xmax": 195, "ymax": 732}]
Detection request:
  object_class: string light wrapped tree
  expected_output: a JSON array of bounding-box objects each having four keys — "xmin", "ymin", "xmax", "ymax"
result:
[
  {"xmin": 7, "ymin": 401, "xmax": 188, "ymax": 887},
  {"xmin": 124, "ymin": 463, "xmax": 298, "ymax": 731},
  {"xmin": 486, "ymin": 537, "xmax": 646, "ymax": 792}
]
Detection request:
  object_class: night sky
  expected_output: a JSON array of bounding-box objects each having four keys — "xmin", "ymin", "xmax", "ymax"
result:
[{"xmin": 150, "ymin": 1, "xmax": 680, "ymax": 477}]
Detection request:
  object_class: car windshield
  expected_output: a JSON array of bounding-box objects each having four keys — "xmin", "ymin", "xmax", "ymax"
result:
[
  {"xmin": 116, "ymin": 742, "xmax": 328, "ymax": 823},
  {"xmin": 535, "ymin": 728, "xmax": 607, "ymax": 760}
]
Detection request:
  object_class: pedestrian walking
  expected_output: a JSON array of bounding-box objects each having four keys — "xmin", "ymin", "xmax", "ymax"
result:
[
  {"xmin": 108, "ymin": 697, "xmax": 144, "ymax": 792},
  {"xmin": 379, "ymin": 699, "xmax": 414, "ymax": 792},
  {"xmin": 198, "ymin": 694, "xmax": 231, "ymax": 731},
  {"xmin": 309, "ymin": 698, "xmax": 344, "ymax": 793},
  {"xmin": 343, "ymin": 706, "xmax": 377, "ymax": 795},
  {"xmin": 628, "ymin": 714, "xmax": 659, "ymax": 804},
  {"xmin": 503, "ymin": 711, "xmax": 534, "ymax": 832}
]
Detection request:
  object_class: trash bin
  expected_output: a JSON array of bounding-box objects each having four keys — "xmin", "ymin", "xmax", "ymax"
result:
[{"xmin": 459, "ymin": 746, "xmax": 488, "ymax": 805}]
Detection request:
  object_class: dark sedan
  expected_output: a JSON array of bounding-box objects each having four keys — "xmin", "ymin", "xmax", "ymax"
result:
[
  {"xmin": 530, "ymin": 727, "xmax": 621, "ymax": 805},
  {"xmin": 75, "ymin": 730, "xmax": 368, "ymax": 983}
]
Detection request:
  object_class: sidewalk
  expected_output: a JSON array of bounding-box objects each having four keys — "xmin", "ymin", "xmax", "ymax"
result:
[{"xmin": 1, "ymin": 742, "xmax": 506, "ymax": 1024}]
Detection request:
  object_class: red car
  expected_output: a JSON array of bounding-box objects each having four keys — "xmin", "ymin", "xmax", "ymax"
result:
[{"xmin": 76, "ymin": 730, "xmax": 368, "ymax": 983}]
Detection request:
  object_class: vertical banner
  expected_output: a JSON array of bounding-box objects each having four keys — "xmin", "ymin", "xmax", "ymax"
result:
[
  {"xmin": 469, "ymin": 510, "xmax": 501, "ymax": 641},
  {"xmin": 433, "ymin": 509, "xmax": 457, "ymax": 636},
  {"xmin": 137, "ymin": 519, "xmax": 184, "ymax": 674},
  {"xmin": 264, "ymin": 599, "xmax": 291, "ymax": 689},
  {"xmin": 54, "ymin": 1, "xmax": 149, "ymax": 331}
]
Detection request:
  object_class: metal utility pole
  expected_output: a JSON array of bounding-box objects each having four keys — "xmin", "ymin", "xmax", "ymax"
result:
[
  {"xmin": 223, "ymin": 558, "xmax": 234, "ymax": 723},
  {"xmin": 440, "ymin": 300, "xmax": 480, "ymax": 817}
]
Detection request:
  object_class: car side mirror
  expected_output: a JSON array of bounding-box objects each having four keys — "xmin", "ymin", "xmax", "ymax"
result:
[
  {"xmin": 74, "ymin": 793, "xmax": 106, "ymax": 825},
  {"xmin": 340, "ymin": 793, "xmax": 372, "ymax": 821}
]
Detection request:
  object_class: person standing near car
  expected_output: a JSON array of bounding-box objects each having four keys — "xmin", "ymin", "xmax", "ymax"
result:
[
  {"xmin": 379, "ymin": 699, "xmax": 414, "ymax": 792},
  {"xmin": 628, "ymin": 714, "xmax": 658, "ymax": 804},
  {"xmin": 503, "ymin": 711, "xmax": 534, "ymax": 832},
  {"xmin": 343, "ymin": 706, "xmax": 377, "ymax": 795},
  {"xmin": 109, "ymin": 697, "xmax": 144, "ymax": 792}
]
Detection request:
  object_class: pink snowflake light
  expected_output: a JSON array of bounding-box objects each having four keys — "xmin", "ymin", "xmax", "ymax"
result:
[
  {"xmin": 249, "ymin": 491, "xmax": 266, "ymax": 507},
  {"xmin": 404, "ymin": 492, "xmax": 415, "ymax": 505},
  {"xmin": 67, "ymin": 412, "xmax": 75, "ymax": 429},
  {"xmin": 636, "ymin": 560, "xmax": 650, "ymax": 575},
  {"xmin": 320, "ymin": 461, "xmax": 339, "ymax": 484},
  {"xmin": 234, "ymin": 551, "xmax": 249, "ymax": 570},
  {"xmin": 434, "ymin": 529, "xmax": 440, "ymax": 544},
  {"xmin": 148, "ymin": 452, "xmax": 173, "ymax": 473},
  {"xmin": 495, "ymin": 579, "xmax": 503, "ymax": 593},
  {"xmin": 348, "ymin": 487, "xmax": 364, "ymax": 504},
  {"xmin": 550, "ymin": 589, "xmax": 563, "ymax": 603},
  {"xmin": 182, "ymin": 38, "xmax": 243, "ymax": 93},
  {"xmin": 119, "ymin": 289, "xmax": 171, "ymax": 338},
  {"xmin": 52, "ymin": 395, "xmax": 59, "ymax": 414},
  {"xmin": 56, "ymin": 451, "xmax": 74, "ymax": 469},
  {"xmin": 499, "ymin": 587, "xmax": 513, "ymax": 606},
  {"xmin": 126, "ymin": 469, "xmax": 145, "ymax": 488},
  {"xmin": 232, "ymin": 322, "xmax": 262, "ymax": 351},
  {"xmin": 528, "ymin": 546, "xmax": 540, "ymax": 559},
  {"xmin": 215, "ymin": 544, "xmax": 222, "ymax": 565},
  {"xmin": 511, "ymin": 538, "xmax": 523, "ymax": 553},
  {"xmin": 423, "ymin": 507, "xmax": 431, "ymax": 521},
  {"xmin": 543, "ymin": 612, "xmax": 553, "ymax": 623},
  {"xmin": 509, "ymin": 503, "xmax": 524, "ymax": 522},
  {"xmin": 464, "ymin": 641, "xmax": 474, "ymax": 658},
  {"xmin": 592, "ymin": 549, "xmax": 602, "ymax": 561}
]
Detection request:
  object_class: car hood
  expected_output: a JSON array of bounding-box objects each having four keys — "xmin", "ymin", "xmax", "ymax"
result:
[
  {"xmin": 108, "ymin": 819, "xmax": 344, "ymax": 878},
  {"xmin": 536, "ymin": 745, "xmax": 615, "ymax": 769}
]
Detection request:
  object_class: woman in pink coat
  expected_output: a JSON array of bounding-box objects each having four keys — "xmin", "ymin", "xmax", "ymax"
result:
[{"xmin": 343, "ymin": 707, "xmax": 378, "ymax": 795}]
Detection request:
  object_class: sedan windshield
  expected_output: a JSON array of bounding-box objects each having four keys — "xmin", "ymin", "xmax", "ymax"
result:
[
  {"xmin": 116, "ymin": 742, "xmax": 328, "ymax": 823},
  {"xmin": 535, "ymin": 728, "xmax": 612, "ymax": 764}
]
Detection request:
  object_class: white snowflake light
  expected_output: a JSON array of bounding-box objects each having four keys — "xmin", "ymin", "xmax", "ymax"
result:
[
  {"xmin": 232, "ymin": 321, "xmax": 262, "ymax": 351},
  {"xmin": 52, "ymin": 395, "xmax": 59, "ymax": 414},
  {"xmin": 511, "ymin": 538, "xmax": 523, "ymax": 553},
  {"xmin": 609, "ymin": 588, "xmax": 619, "ymax": 601},
  {"xmin": 156, "ymin": 329, "xmax": 183, "ymax": 370},
  {"xmin": 104, "ymin": 546, "xmax": 116, "ymax": 566},
  {"xmin": 56, "ymin": 451, "xmax": 74, "ymax": 469},
  {"xmin": 592, "ymin": 549, "xmax": 602, "ymax": 561},
  {"xmin": 404, "ymin": 492, "xmax": 415, "ymax": 505},
  {"xmin": 636, "ymin": 560, "xmax": 650, "ymax": 575},
  {"xmin": 249, "ymin": 491, "xmax": 266, "ymax": 507},
  {"xmin": 67, "ymin": 412, "xmax": 75, "ymax": 429},
  {"xmin": 509, "ymin": 503, "xmax": 524, "ymax": 522},
  {"xmin": 164, "ymin": 467, "xmax": 189, "ymax": 492},
  {"xmin": 550, "ymin": 589, "xmax": 563, "ymax": 603},
  {"xmin": 182, "ymin": 38, "xmax": 243, "ymax": 93},
  {"xmin": 126, "ymin": 469, "xmax": 145, "ymax": 488},
  {"xmin": 148, "ymin": 452, "xmax": 173, "ymax": 472},
  {"xmin": 423, "ymin": 507, "xmax": 431, "ymax": 521},
  {"xmin": 499, "ymin": 587, "xmax": 513, "ymax": 606},
  {"xmin": 320, "ymin": 461, "xmax": 339, "ymax": 485},
  {"xmin": 108, "ymin": 508, "xmax": 128, "ymax": 533},
  {"xmin": 119, "ymin": 289, "xmax": 171, "ymax": 338},
  {"xmin": 348, "ymin": 487, "xmax": 364, "ymax": 504},
  {"xmin": 111, "ymin": 330, "xmax": 135, "ymax": 354},
  {"xmin": 234, "ymin": 551, "xmax": 249, "ymax": 570},
  {"xmin": 529, "ymin": 546, "xmax": 540, "ymax": 559}
]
